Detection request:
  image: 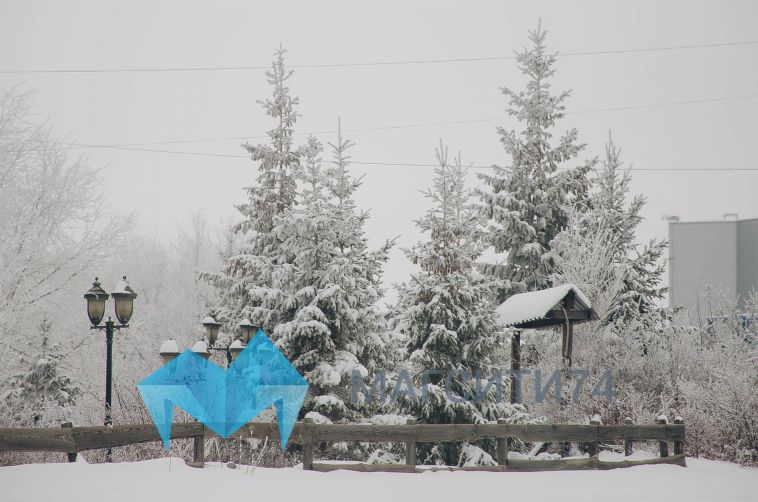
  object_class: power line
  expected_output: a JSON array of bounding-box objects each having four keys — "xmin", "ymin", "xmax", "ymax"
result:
[
  {"xmin": 568, "ymin": 93, "xmax": 758, "ymax": 114},
  {"xmin": 20, "ymin": 92, "xmax": 758, "ymax": 149},
  {"xmin": 351, "ymin": 162, "xmax": 758, "ymax": 172},
  {"xmin": 1, "ymin": 40, "xmax": 757, "ymax": 74},
  {"xmin": 16, "ymin": 142, "xmax": 756, "ymax": 172},
  {"xmin": 9, "ymin": 92, "xmax": 758, "ymax": 172},
  {"xmin": 558, "ymin": 40, "xmax": 758, "ymax": 56}
]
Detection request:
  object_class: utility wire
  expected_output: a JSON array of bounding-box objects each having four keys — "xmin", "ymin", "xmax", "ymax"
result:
[
  {"xmin": 16, "ymin": 92, "xmax": 758, "ymax": 149},
  {"xmin": 1, "ymin": 40, "xmax": 756, "ymax": 74},
  {"xmin": 16, "ymin": 142, "xmax": 756, "ymax": 172},
  {"xmin": 350, "ymin": 162, "xmax": 758, "ymax": 172},
  {"xmin": 8, "ymin": 93, "xmax": 758, "ymax": 172}
]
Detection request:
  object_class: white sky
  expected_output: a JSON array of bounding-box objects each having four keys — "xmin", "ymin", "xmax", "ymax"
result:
[{"xmin": 1, "ymin": 0, "xmax": 757, "ymax": 301}]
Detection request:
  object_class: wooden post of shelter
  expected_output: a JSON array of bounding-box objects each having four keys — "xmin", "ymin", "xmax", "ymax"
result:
[
  {"xmin": 561, "ymin": 291, "xmax": 575, "ymax": 368},
  {"xmin": 510, "ymin": 330, "xmax": 521, "ymax": 404}
]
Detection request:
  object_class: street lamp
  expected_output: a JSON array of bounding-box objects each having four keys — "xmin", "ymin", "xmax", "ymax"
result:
[
  {"xmin": 84, "ymin": 279, "xmax": 109, "ymax": 326},
  {"xmin": 158, "ymin": 339, "xmax": 180, "ymax": 364},
  {"xmin": 229, "ymin": 339, "xmax": 245, "ymax": 361},
  {"xmin": 84, "ymin": 276, "xmax": 137, "ymax": 463},
  {"xmin": 112, "ymin": 280, "xmax": 137, "ymax": 325},
  {"xmin": 158, "ymin": 316, "xmax": 256, "ymax": 366},
  {"xmin": 239, "ymin": 318, "xmax": 256, "ymax": 344},
  {"xmin": 201, "ymin": 316, "xmax": 222, "ymax": 346},
  {"xmin": 191, "ymin": 340, "xmax": 211, "ymax": 360}
]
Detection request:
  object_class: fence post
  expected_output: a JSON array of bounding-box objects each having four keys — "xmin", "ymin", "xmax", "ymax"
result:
[
  {"xmin": 61, "ymin": 422, "xmax": 77, "ymax": 463},
  {"xmin": 302, "ymin": 418, "xmax": 314, "ymax": 471},
  {"xmin": 496, "ymin": 418, "xmax": 508, "ymax": 468},
  {"xmin": 405, "ymin": 418, "xmax": 417, "ymax": 467},
  {"xmin": 588, "ymin": 416, "xmax": 601, "ymax": 457},
  {"xmin": 673, "ymin": 416, "xmax": 684, "ymax": 456},
  {"xmin": 192, "ymin": 424, "xmax": 205, "ymax": 467},
  {"xmin": 657, "ymin": 416, "xmax": 669, "ymax": 458},
  {"xmin": 623, "ymin": 417, "xmax": 633, "ymax": 456}
]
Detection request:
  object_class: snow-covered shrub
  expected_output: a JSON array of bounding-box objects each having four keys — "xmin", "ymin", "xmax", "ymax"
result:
[
  {"xmin": 458, "ymin": 444, "xmax": 497, "ymax": 467},
  {"xmin": 366, "ymin": 448, "xmax": 402, "ymax": 465}
]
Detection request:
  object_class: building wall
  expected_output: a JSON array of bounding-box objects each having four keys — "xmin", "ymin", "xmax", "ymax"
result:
[
  {"xmin": 669, "ymin": 221, "xmax": 737, "ymax": 311},
  {"xmin": 737, "ymin": 218, "xmax": 758, "ymax": 303}
]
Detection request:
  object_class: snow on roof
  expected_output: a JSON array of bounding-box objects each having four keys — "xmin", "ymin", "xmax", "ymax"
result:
[{"xmin": 495, "ymin": 284, "xmax": 593, "ymax": 327}]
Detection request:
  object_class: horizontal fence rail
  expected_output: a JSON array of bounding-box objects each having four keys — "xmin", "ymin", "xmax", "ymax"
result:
[
  {"xmin": 233, "ymin": 422, "xmax": 687, "ymax": 443},
  {"xmin": 0, "ymin": 422, "xmax": 203, "ymax": 454},
  {"xmin": 0, "ymin": 419, "xmax": 686, "ymax": 472}
]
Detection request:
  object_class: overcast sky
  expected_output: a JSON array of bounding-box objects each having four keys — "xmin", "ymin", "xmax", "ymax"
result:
[{"xmin": 1, "ymin": 0, "xmax": 756, "ymax": 301}]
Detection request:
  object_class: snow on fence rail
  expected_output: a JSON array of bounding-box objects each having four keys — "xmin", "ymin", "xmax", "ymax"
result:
[{"xmin": 0, "ymin": 418, "xmax": 686, "ymax": 472}]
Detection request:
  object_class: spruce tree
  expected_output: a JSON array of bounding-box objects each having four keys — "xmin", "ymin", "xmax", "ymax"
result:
[
  {"xmin": 395, "ymin": 143, "xmax": 513, "ymax": 464},
  {"xmin": 270, "ymin": 123, "xmax": 394, "ymax": 422},
  {"xmin": 478, "ymin": 22, "xmax": 593, "ymax": 295},
  {"xmin": 576, "ymin": 134, "xmax": 666, "ymax": 320},
  {"xmin": 5, "ymin": 318, "xmax": 79, "ymax": 410},
  {"xmin": 204, "ymin": 46, "xmax": 303, "ymax": 332}
]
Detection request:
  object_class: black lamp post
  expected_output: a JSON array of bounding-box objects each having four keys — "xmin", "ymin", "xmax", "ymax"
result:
[{"xmin": 84, "ymin": 276, "xmax": 137, "ymax": 463}]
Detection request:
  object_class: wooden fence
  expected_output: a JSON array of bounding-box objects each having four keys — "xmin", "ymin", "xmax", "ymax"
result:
[{"xmin": 0, "ymin": 418, "xmax": 685, "ymax": 472}]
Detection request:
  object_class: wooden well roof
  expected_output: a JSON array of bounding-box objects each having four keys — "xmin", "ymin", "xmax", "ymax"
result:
[{"xmin": 495, "ymin": 284, "xmax": 598, "ymax": 329}]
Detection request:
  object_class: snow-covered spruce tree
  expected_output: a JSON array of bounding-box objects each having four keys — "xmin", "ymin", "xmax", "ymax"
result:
[
  {"xmin": 4, "ymin": 318, "xmax": 79, "ymax": 423},
  {"xmin": 395, "ymin": 143, "xmax": 525, "ymax": 465},
  {"xmin": 271, "ymin": 124, "xmax": 394, "ymax": 423},
  {"xmin": 478, "ymin": 22, "xmax": 593, "ymax": 296},
  {"xmin": 321, "ymin": 122, "xmax": 399, "ymax": 382},
  {"xmin": 581, "ymin": 134, "xmax": 666, "ymax": 321},
  {"xmin": 203, "ymin": 46, "xmax": 303, "ymax": 333}
]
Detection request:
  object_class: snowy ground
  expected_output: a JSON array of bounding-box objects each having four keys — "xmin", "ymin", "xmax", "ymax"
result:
[{"xmin": 2, "ymin": 454, "xmax": 757, "ymax": 502}]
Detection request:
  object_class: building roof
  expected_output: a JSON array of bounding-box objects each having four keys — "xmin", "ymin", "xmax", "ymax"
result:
[{"xmin": 495, "ymin": 284, "xmax": 595, "ymax": 328}]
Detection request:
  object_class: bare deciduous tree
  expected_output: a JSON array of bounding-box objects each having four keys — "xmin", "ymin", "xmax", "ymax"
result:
[{"xmin": 0, "ymin": 88, "xmax": 132, "ymax": 370}]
